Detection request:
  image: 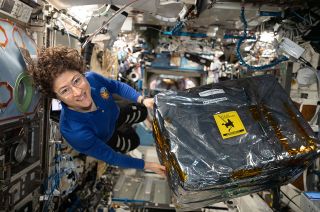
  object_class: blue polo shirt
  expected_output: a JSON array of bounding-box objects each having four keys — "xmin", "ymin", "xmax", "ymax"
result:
[{"xmin": 60, "ymin": 71, "xmax": 144, "ymax": 169}]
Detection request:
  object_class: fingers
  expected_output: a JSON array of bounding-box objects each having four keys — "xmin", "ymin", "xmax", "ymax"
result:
[
  {"xmin": 144, "ymin": 162, "xmax": 166, "ymax": 177},
  {"xmin": 145, "ymin": 98, "xmax": 154, "ymax": 103},
  {"xmin": 154, "ymin": 166, "xmax": 166, "ymax": 177},
  {"xmin": 159, "ymin": 165, "xmax": 166, "ymax": 171},
  {"xmin": 155, "ymin": 164, "xmax": 166, "ymax": 177},
  {"xmin": 143, "ymin": 98, "xmax": 154, "ymax": 109}
]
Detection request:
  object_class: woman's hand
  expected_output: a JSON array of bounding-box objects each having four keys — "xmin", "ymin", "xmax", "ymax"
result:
[
  {"xmin": 142, "ymin": 97, "xmax": 154, "ymax": 109},
  {"xmin": 138, "ymin": 96, "xmax": 154, "ymax": 109},
  {"xmin": 144, "ymin": 161, "xmax": 166, "ymax": 177}
]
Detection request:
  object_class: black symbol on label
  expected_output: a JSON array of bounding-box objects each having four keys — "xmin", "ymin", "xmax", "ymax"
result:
[{"xmin": 222, "ymin": 119, "xmax": 234, "ymax": 132}]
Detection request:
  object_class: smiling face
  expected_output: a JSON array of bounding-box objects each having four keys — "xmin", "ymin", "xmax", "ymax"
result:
[{"xmin": 53, "ymin": 70, "xmax": 93, "ymax": 112}]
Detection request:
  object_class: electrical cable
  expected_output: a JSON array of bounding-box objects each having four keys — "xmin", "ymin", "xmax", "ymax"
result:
[
  {"xmin": 41, "ymin": 138, "xmax": 79, "ymax": 211},
  {"xmin": 298, "ymin": 57, "xmax": 313, "ymax": 68},
  {"xmin": 146, "ymin": 26, "xmax": 163, "ymax": 33},
  {"xmin": 235, "ymin": 7, "xmax": 289, "ymax": 71},
  {"xmin": 292, "ymin": 11, "xmax": 310, "ymax": 25},
  {"xmin": 92, "ymin": 4, "xmax": 111, "ymax": 17},
  {"xmin": 297, "ymin": 57, "xmax": 320, "ymax": 97},
  {"xmin": 82, "ymin": 0, "xmax": 139, "ymax": 48},
  {"xmin": 171, "ymin": 21, "xmax": 185, "ymax": 35}
]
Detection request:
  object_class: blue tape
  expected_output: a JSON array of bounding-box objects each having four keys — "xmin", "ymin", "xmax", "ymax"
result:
[
  {"xmin": 259, "ymin": 11, "xmax": 283, "ymax": 17},
  {"xmin": 163, "ymin": 31, "xmax": 207, "ymax": 38},
  {"xmin": 171, "ymin": 21, "xmax": 184, "ymax": 35}
]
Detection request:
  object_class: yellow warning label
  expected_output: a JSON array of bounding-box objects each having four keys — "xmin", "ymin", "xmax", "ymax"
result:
[{"xmin": 213, "ymin": 111, "xmax": 247, "ymax": 139}]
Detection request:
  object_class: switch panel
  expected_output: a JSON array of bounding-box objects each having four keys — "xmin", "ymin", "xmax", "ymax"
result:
[{"xmin": 0, "ymin": 0, "xmax": 33, "ymax": 23}]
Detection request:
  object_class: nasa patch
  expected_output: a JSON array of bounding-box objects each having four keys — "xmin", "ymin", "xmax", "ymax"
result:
[{"xmin": 100, "ymin": 87, "xmax": 109, "ymax": 99}]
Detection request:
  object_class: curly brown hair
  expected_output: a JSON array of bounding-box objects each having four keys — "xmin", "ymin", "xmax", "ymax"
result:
[{"xmin": 28, "ymin": 46, "xmax": 85, "ymax": 98}]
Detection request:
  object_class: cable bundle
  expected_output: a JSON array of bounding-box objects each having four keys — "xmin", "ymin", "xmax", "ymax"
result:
[
  {"xmin": 42, "ymin": 142, "xmax": 78, "ymax": 211},
  {"xmin": 235, "ymin": 7, "xmax": 288, "ymax": 71}
]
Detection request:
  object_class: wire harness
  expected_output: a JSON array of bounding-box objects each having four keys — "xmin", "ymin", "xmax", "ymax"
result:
[{"xmin": 236, "ymin": 7, "xmax": 288, "ymax": 71}]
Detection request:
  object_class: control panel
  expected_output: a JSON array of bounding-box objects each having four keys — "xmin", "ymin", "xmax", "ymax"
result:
[{"xmin": 0, "ymin": 0, "xmax": 33, "ymax": 23}]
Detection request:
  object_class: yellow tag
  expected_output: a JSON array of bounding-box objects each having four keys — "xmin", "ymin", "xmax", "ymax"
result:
[{"xmin": 213, "ymin": 111, "xmax": 247, "ymax": 139}]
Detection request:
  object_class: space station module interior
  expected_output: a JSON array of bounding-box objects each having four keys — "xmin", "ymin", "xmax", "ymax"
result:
[{"xmin": 0, "ymin": 0, "xmax": 320, "ymax": 211}]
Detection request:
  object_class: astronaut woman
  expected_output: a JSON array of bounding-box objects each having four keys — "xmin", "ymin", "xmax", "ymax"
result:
[{"xmin": 29, "ymin": 46, "xmax": 165, "ymax": 176}]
